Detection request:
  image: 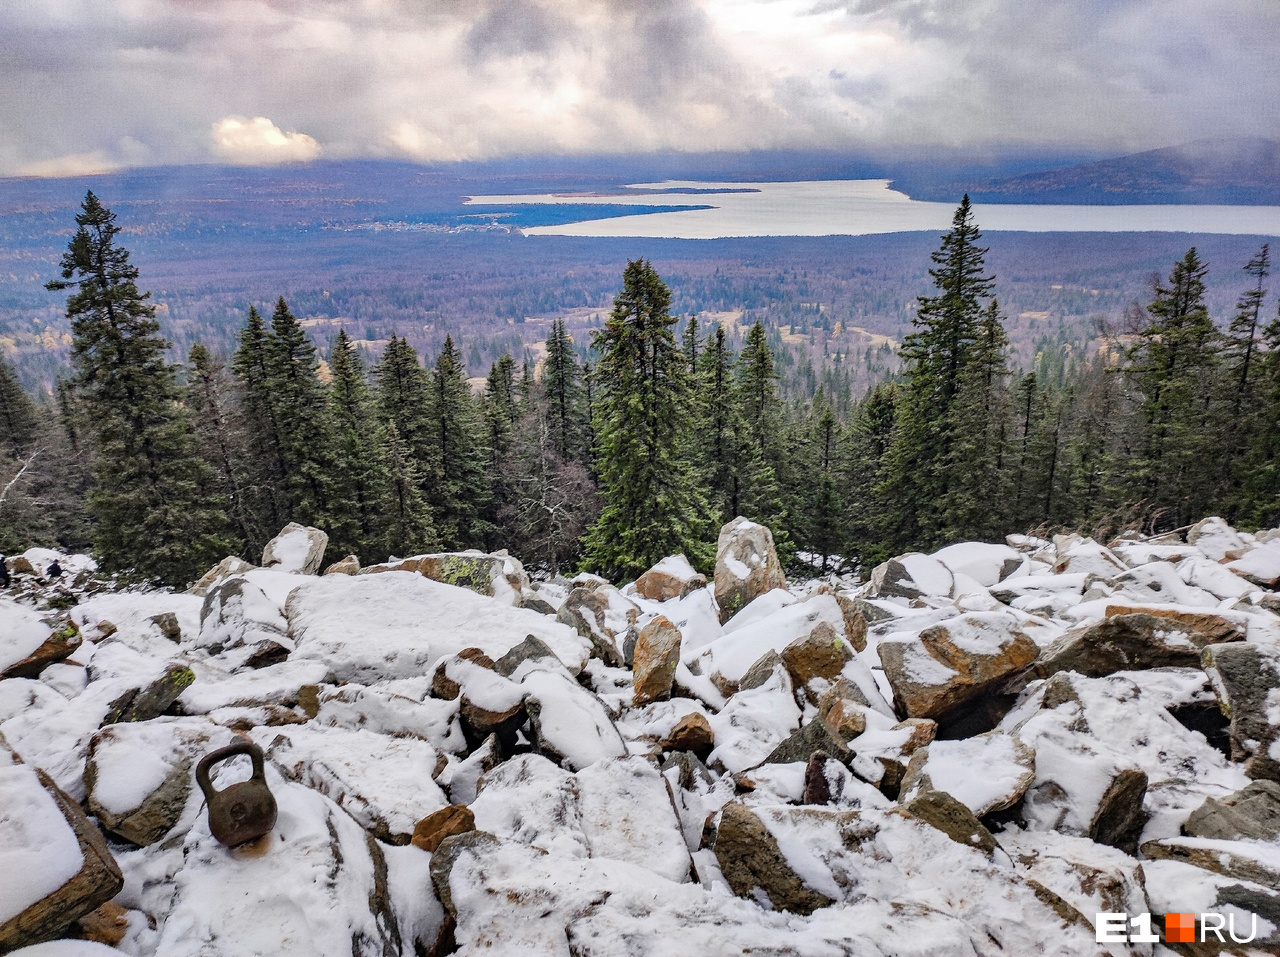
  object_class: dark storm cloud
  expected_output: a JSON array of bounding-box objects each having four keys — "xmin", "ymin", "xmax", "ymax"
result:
[{"xmin": 0, "ymin": 0, "xmax": 1276, "ymax": 174}]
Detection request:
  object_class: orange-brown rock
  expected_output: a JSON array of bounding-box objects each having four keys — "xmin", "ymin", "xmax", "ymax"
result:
[
  {"xmin": 662, "ymin": 712, "xmax": 714, "ymax": 757},
  {"xmin": 635, "ymin": 555, "xmax": 707, "ymax": 601},
  {"xmin": 431, "ymin": 647, "xmax": 497, "ymax": 701},
  {"xmin": 412, "ymin": 804, "xmax": 477, "ymax": 853},
  {"xmin": 632, "ymin": 615, "xmax": 682, "ymax": 705},
  {"xmin": 781, "ymin": 621, "xmax": 853, "ymax": 701}
]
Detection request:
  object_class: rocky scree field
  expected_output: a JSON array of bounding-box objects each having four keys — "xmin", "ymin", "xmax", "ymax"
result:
[{"xmin": 3, "ymin": 516, "xmax": 1280, "ymax": 956}]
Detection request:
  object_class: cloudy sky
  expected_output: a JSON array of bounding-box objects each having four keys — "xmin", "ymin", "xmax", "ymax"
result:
[{"xmin": 1, "ymin": 0, "xmax": 1277, "ymax": 177}]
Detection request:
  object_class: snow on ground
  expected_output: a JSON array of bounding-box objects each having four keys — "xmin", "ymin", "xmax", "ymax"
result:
[{"xmin": 4, "ymin": 517, "xmax": 1280, "ymax": 954}]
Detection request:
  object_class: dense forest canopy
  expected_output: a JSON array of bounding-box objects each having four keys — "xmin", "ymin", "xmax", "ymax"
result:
[{"xmin": 3, "ymin": 193, "xmax": 1278, "ymax": 585}]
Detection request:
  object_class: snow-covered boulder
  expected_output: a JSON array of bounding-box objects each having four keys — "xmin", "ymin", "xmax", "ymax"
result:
[
  {"xmin": 634, "ymin": 554, "xmax": 707, "ymax": 601},
  {"xmin": 0, "ymin": 753, "xmax": 123, "ymax": 951},
  {"xmin": 692, "ymin": 592, "xmax": 863, "ymax": 693},
  {"xmin": 707, "ymin": 660, "xmax": 801, "ymax": 773},
  {"xmin": 1226, "ymin": 540, "xmax": 1280, "ymax": 589},
  {"xmin": 85, "ymin": 718, "xmax": 231, "ymax": 846},
  {"xmin": 285, "ymin": 571, "xmax": 590, "ymax": 682},
  {"xmin": 363, "ymin": 550, "xmax": 530, "ymax": 606},
  {"xmin": 931, "ymin": 542, "xmax": 1029, "ymax": 587},
  {"xmin": 260, "ymin": 522, "xmax": 328, "ymax": 575},
  {"xmin": 878, "ymin": 611, "xmax": 1038, "ymax": 720},
  {"xmin": 260, "ymin": 725, "xmax": 449, "ymax": 843},
  {"xmin": 900, "ymin": 730, "xmax": 1036, "ymax": 816},
  {"xmin": 0, "ymin": 603, "xmax": 77, "ymax": 681},
  {"xmin": 524, "ymin": 668, "xmax": 627, "ymax": 770},
  {"xmin": 146, "ymin": 766, "xmax": 435, "ymax": 957},
  {"xmin": 713, "ymin": 518, "xmax": 787, "ymax": 623},
  {"xmin": 869, "ymin": 552, "xmax": 955, "ymax": 601},
  {"xmin": 1187, "ymin": 516, "xmax": 1249, "ymax": 561},
  {"xmin": 1034, "ymin": 610, "xmax": 1242, "ymax": 680},
  {"xmin": 187, "ymin": 556, "xmax": 254, "ymax": 598},
  {"xmin": 1203, "ymin": 641, "xmax": 1280, "ymax": 782}
]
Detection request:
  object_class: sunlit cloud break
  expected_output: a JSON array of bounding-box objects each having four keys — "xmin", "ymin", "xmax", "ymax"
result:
[{"xmin": 212, "ymin": 117, "xmax": 321, "ymax": 165}]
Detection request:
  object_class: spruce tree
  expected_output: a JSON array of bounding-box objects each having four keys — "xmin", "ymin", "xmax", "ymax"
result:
[
  {"xmin": 1222, "ymin": 244, "xmax": 1270, "ymax": 515},
  {"xmin": 791, "ymin": 396, "xmax": 844, "ymax": 573},
  {"xmin": 542, "ymin": 319, "xmax": 588, "ymax": 464},
  {"xmin": 230, "ymin": 306, "xmax": 291, "ymax": 538},
  {"xmin": 427, "ymin": 335, "xmax": 489, "ymax": 549},
  {"xmin": 0, "ymin": 353, "xmax": 40, "ymax": 457},
  {"xmin": 265, "ymin": 297, "xmax": 335, "ymax": 529},
  {"xmin": 481, "ymin": 353, "xmax": 520, "ymax": 549},
  {"xmin": 583, "ymin": 260, "xmax": 713, "ymax": 580},
  {"xmin": 374, "ymin": 335, "xmax": 438, "ymax": 474},
  {"xmin": 326, "ymin": 331, "xmax": 390, "ymax": 558},
  {"xmin": 46, "ymin": 192, "xmax": 229, "ymax": 584},
  {"xmin": 1125, "ymin": 248, "xmax": 1222, "ymax": 523},
  {"xmin": 187, "ymin": 343, "xmax": 258, "ymax": 552},
  {"xmin": 733, "ymin": 321, "xmax": 788, "ymax": 543},
  {"xmin": 694, "ymin": 321, "xmax": 738, "ymax": 521},
  {"xmin": 877, "ymin": 196, "xmax": 995, "ymax": 551}
]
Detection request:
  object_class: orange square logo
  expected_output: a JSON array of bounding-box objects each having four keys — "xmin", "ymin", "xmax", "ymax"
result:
[{"xmin": 1165, "ymin": 913, "xmax": 1196, "ymax": 943}]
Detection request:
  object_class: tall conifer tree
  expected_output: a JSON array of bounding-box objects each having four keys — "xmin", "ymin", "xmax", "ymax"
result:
[
  {"xmin": 583, "ymin": 260, "xmax": 712, "ymax": 579},
  {"xmin": 428, "ymin": 335, "xmax": 489, "ymax": 548},
  {"xmin": 46, "ymin": 192, "xmax": 229, "ymax": 584}
]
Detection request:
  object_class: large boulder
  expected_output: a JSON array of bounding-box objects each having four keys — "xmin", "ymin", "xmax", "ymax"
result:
[
  {"xmin": 631, "ymin": 615, "xmax": 682, "ymax": 705},
  {"xmin": 285, "ymin": 571, "xmax": 590, "ymax": 682},
  {"xmin": 0, "ymin": 756, "xmax": 123, "ymax": 951},
  {"xmin": 364, "ymin": 550, "xmax": 530, "ymax": 606},
  {"xmin": 1203, "ymin": 641, "xmax": 1280, "ymax": 781},
  {"xmin": 85, "ymin": 718, "xmax": 231, "ymax": 846},
  {"xmin": 868, "ymin": 552, "xmax": 955, "ymax": 601},
  {"xmin": 878, "ymin": 612, "xmax": 1038, "ymax": 720},
  {"xmin": 900, "ymin": 730, "xmax": 1036, "ymax": 816},
  {"xmin": 1183, "ymin": 780, "xmax": 1280, "ymax": 842},
  {"xmin": 187, "ymin": 556, "xmax": 254, "ymax": 598},
  {"xmin": 634, "ymin": 554, "xmax": 707, "ymax": 601},
  {"xmin": 261, "ymin": 725, "xmax": 449, "ymax": 844},
  {"xmin": 1226, "ymin": 541, "xmax": 1280, "ymax": 589},
  {"xmin": 260, "ymin": 522, "xmax": 328, "ymax": 575},
  {"xmin": 0, "ymin": 603, "xmax": 79, "ymax": 680},
  {"xmin": 713, "ymin": 518, "xmax": 786, "ymax": 624},
  {"xmin": 1033, "ymin": 611, "xmax": 1237, "ymax": 680},
  {"xmin": 145, "ymin": 768, "xmax": 435, "ymax": 957}
]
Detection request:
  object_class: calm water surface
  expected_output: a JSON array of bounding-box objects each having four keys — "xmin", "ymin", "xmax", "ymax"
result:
[{"xmin": 464, "ymin": 179, "xmax": 1280, "ymax": 239}]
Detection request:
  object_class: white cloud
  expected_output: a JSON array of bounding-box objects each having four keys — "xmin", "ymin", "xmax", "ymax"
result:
[{"xmin": 212, "ymin": 116, "xmax": 321, "ymax": 164}]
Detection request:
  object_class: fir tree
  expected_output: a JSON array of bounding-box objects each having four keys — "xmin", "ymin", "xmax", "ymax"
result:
[
  {"xmin": 694, "ymin": 322, "xmax": 737, "ymax": 521},
  {"xmin": 583, "ymin": 260, "xmax": 713, "ymax": 580},
  {"xmin": 682, "ymin": 314, "xmax": 701, "ymax": 374},
  {"xmin": 481, "ymin": 352, "xmax": 520, "ymax": 549},
  {"xmin": 374, "ymin": 335, "xmax": 437, "ymax": 474},
  {"xmin": 0, "ymin": 353, "xmax": 40, "ymax": 457},
  {"xmin": 326, "ymin": 330, "xmax": 390, "ymax": 558},
  {"xmin": 1222, "ymin": 244, "xmax": 1270, "ymax": 515},
  {"xmin": 791, "ymin": 396, "xmax": 844, "ymax": 573},
  {"xmin": 230, "ymin": 306, "xmax": 290, "ymax": 536},
  {"xmin": 46, "ymin": 192, "xmax": 229, "ymax": 584}
]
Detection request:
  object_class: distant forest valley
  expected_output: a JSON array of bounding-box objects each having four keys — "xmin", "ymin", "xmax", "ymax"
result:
[{"xmin": 2, "ymin": 152, "xmax": 1279, "ymax": 416}]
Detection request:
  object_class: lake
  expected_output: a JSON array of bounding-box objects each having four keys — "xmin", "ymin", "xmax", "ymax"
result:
[{"xmin": 464, "ymin": 179, "xmax": 1280, "ymax": 239}]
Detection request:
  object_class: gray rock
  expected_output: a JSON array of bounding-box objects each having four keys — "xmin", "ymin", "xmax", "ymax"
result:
[
  {"xmin": 737, "ymin": 649, "xmax": 786, "ymax": 694},
  {"xmin": 1203, "ymin": 641, "xmax": 1280, "ymax": 781},
  {"xmin": 187, "ymin": 555, "xmax": 254, "ymax": 597},
  {"xmin": 758, "ymin": 716, "xmax": 853, "ymax": 767},
  {"xmin": 492, "ymin": 634, "xmax": 562, "ymax": 678},
  {"xmin": 712, "ymin": 802, "xmax": 832, "ymax": 914},
  {"xmin": 1184, "ymin": 780, "xmax": 1280, "ymax": 842},
  {"xmin": 101, "ymin": 662, "xmax": 196, "ymax": 726},
  {"xmin": 261, "ymin": 521, "xmax": 328, "ymax": 574},
  {"xmin": 713, "ymin": 518, "xmax": 787, "ymax": 624},
  {"xmin": 896, "ymin": 788, "xmax": 1000, "ymax": 856},
  {"xmin": 556, "ymin": 587, "xmax": 623, "ymax": 666},
  {"xmin": 1036, "ymin": 612, "xmax": 1243, "ymax": 680}
]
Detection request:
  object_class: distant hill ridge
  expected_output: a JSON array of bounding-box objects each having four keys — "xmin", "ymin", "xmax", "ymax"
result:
[{"xmin": 960, "ymin": 138, "xmax": 1280, "ymax": 205}]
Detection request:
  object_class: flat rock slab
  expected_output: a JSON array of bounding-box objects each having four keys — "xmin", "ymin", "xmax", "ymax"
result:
[{"xmin": 1184, "ymin": 780, "xmax": 1280, "ymax": 842}]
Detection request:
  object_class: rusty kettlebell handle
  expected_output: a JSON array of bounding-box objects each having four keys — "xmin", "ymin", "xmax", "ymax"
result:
[{"xmin": 196, "ymin": 740, "xmax": 267, "ymax": 800}]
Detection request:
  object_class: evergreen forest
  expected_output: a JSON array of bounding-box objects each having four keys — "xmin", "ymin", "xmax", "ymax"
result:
[{"xmin": 3, "ymin": 192, "xmax": 1279, "ymax": 586}]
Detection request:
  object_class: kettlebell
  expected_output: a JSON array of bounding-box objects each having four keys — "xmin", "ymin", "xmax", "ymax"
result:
[{"xmin": 196, "ymin": 740, "xmax": 278, "ymax": 847}]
